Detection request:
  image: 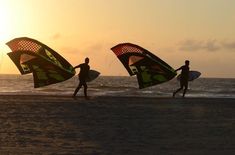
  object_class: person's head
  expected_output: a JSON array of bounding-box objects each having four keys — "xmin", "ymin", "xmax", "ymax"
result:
[
  {"xmin": 185, "ymin": 60, "xmax": 190, "ymax": 66},
  {"xmin": 85, "ymin": 57, "xmax": 89, "ymax": 64}
]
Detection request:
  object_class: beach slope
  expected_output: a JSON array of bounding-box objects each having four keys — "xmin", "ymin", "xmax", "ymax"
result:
[{"xmin": 0, "ymin": 95, "xmax": 235, "ymax": 154}]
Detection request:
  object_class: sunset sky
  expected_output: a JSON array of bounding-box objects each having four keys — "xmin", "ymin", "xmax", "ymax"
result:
[{"xmin": 0, "ymin": 0, "xmax": 235, "ymax": 78}]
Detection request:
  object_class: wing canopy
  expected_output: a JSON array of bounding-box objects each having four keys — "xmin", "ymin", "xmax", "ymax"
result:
[
  {"xmin": 111, "ymin": 43, "xmax": 176, "ymax": 89},
  {"xmin": 6, "ymin": 37, "xmax": 75, "ymax": 88}
]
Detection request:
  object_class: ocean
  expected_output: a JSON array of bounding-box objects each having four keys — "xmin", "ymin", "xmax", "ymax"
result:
[{"xmin": 0, "ymin": 74, "xmax": 234, "ymax": 98}]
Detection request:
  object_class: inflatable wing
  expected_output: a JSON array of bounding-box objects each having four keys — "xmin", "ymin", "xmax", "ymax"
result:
[
  {"xmin": 6, "ymin": 37, "xmax": 75, "ymax": 88},
  {"xmin": 111, "ymin": 43, "xmax": 176, "ymax": 89}
]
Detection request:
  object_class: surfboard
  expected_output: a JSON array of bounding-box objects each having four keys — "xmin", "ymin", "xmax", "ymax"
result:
[
  {"xmin": 177, "ymin": 70, "xmax": 201, "ymax": 81},
  {"xmin": 86, "ymin": 70, "xmax": 100, "ymax": 82}
]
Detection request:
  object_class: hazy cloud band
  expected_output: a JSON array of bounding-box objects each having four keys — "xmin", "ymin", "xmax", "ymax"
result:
[{"xmin": 179, "ymin": 39, "xmax": 235, "ymax": 52}]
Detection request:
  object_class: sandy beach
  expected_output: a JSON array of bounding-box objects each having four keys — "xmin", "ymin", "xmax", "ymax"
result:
[{"xmin": 0, "ymin": 95, "xmax": 235, "ymax": 154}]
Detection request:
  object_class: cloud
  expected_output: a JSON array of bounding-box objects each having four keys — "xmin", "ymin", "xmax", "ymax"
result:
[
  {"xmin": 178, "ymin": 39, "xmax": 235, "ymax": 52},
  {"xmin": 51, "ymin": 33, "xmax": 61, "ymax": 40},
  {"xmin": 84, "ymin": 43, "xmax": 104, "ymax": 54},
  {"xmin": 178, "ymin": 39, "xmax": 220, "ymax": 52},
  {"xmin": 61, "ymin": 43, "xmax": 106, "ymax": 56},
  {"xmin": 221, "ymin": 40, "xmax": 235, "ymax": 49},
  {"xmin": 61, "ymin": 47, "xmax": 80, "ymax": 55}
]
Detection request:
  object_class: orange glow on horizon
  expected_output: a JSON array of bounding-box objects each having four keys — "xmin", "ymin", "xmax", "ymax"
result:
[{"xmin": 0, "ymin": 0, "xmax": 234, "ymax": 78}]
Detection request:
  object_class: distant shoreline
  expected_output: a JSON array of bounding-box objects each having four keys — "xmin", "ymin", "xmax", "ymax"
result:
[
  {"xmin": 0, "ymin": 94, "xmax": 234, "ymax": 101},
  {"xmin": 0, "ymin": 74, "xmax": 234, "ymax": 79}
]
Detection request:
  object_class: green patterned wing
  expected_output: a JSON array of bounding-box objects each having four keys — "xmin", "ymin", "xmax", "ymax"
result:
[
  {"xmin": 6, "ymin": 37, "xmax": 75, "ymax": 88},
  {"xmin": 111, "ymin": 43, "xmax": 176, "ymax": 89}
]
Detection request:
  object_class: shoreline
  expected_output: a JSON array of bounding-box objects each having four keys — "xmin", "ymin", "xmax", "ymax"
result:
[
  {"xmin": 0, "ymin": 94, "xmax": 234, "ymax": 105},
  {"xmin": 0, "ymin": 94, "xmax": 234, "ymax": 99},
  {"xmin": 0, "ymin": 95, "xmax": 235, "ymax": 154}
]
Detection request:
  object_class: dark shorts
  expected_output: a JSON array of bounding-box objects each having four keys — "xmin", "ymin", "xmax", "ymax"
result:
[
  {"xmin": 79, "ymin": 76, "xmax": 87, "ymax": 86},
  {"xmin": 180, "ymin": 78, "xmax": 188, "ymax": 88}
]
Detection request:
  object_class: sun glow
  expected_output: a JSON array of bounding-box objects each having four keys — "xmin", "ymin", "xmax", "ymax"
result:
[{"xmin": 0, "ymin": 1, "xmax": 12, "ymax": 43}]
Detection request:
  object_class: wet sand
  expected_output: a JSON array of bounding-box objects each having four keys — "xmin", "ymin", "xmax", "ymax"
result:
[{"xmin": 0, "ymin": 95, "xmax": 235, "ymax": 154}]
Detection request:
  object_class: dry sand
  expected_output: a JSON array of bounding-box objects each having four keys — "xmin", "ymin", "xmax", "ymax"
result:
[{"xmin": 0, "ymin": 95, "xmax": 235, "ymax": 154}]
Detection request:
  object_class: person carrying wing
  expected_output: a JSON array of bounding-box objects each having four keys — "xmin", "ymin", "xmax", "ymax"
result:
[
  {"xmin": 73, "ymin": 57, "xmax": 90, "ymax": 99},
  {"xmin": 173, "ymin": 60, "xmax": 190, "ymax": 98}
]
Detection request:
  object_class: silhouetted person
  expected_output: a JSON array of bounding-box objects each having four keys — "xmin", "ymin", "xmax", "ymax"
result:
[
  {"xmin": 73, "ymin": 57, "xmax": 90, "ymax": 99},
  {"xmin": 173, "ymin": 60, "xmax": 190, "ymax": 98}
]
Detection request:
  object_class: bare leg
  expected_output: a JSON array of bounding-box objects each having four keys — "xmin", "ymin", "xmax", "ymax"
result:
[
  {"xmin": 83, "ymin": 83, "xmax": 88, "ymax": 99},
  {"xmin": 182, "ymin": 86, "xmax": 188, "ymax": 98},
  {"xmin": 173, "ymin": 87, "xmax": 183, "ymax": 97},
  {"xmin": 73, "ymin": 83, "xmax": 82, "ymax": 97}
]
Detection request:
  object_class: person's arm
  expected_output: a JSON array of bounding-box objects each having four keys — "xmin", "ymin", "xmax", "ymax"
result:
[
  {"xmin": 73, "ymin": 64, "xmax": 81, "ymax": 69},
  {"xmin": 175, "ymin": 66, "xmax": 182, "ymax": 72}
]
